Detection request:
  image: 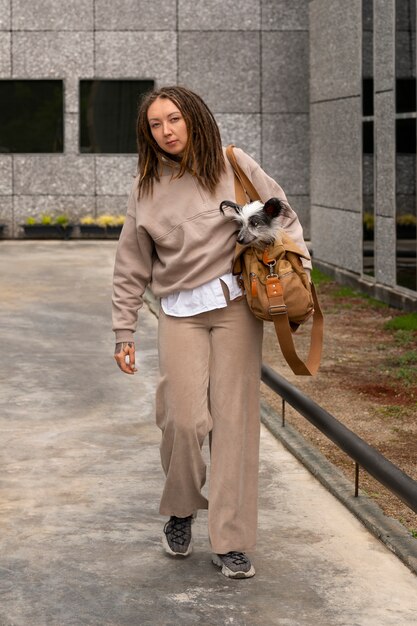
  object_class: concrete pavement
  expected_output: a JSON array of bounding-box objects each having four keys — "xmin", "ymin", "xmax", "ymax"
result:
[{"xmin": 0, "ymin": 240, "xmax": 416, "ymax": 626}]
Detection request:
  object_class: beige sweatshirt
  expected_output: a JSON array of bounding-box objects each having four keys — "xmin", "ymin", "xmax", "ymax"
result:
[{"xmin": 112, "ymin": 147, "xmax": 312, "ymax": 342}]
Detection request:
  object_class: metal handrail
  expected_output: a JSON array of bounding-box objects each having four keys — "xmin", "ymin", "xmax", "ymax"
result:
[{"xmin": 261, "ymin": 363, "xmax": 417, "ymax": 515}]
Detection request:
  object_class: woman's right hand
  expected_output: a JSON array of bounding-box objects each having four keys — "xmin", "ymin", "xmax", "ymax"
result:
[{"xmin": 114, "ymin": 342, "xmax": 137, "ymax": 375}]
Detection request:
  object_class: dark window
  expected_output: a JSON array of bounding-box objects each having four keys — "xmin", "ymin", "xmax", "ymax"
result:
[
  {"xmin": 80, "ymin": 80, "xmax": 154, "ymax": 153},
  {"xmin": 362, "ymin": 78, "xmax": 374, "ymax": 116},
  {"xmin": 396, "ymin": 118, "xmax": 417, "ymax": 153},
  {"xmin": 0, "ymin": 80, "xmax": 63, "ymax": 153},
  {"xmin": 396, "ymin": 78, "xmax": 417, "ymax": 112}
]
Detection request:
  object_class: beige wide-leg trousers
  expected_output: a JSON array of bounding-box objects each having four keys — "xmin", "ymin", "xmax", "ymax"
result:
[{"xmin": 156, "ymin": 287, "xmax": 263, "ymax": 554}]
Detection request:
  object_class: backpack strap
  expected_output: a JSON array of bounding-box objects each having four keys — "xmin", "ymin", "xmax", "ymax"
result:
[
  {"xmin": 269, "ymin": 283, "xmax": 323, "ymax": 376},
  {"xmin": 226, "ymin": 144, "xmax": 261, "ymax": 204}
]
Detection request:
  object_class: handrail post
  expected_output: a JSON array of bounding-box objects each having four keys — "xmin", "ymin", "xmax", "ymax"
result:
[{"xmin": 355, "ymin": 462, "xmax": 359, "ymax": 497}]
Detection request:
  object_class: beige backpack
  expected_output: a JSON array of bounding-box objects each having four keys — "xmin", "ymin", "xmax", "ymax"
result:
[{"xmin": 226, "ymin": 145, "xmax": 324, "ymax": 376}]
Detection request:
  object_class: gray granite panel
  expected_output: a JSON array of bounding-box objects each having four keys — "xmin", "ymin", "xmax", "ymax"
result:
[
  {"xmin": 13, "ymin": 32, "xmax": 94, "ymax": 78},
  {"xmin": 310, "ymin": 0, "xmax": 361, "ymax": 101},
  {"xmin": 310, "ymin": 98, "xmax": 362, "ymax": 210},
  {"xmin": 13, "ymin": 195, "xmax": 96, "ymax": 227},
  {"xmin": 375, "ymin": 216, "xmax": 396, "ymax": 286},
  {"xmin": 311, "ymin": 204, "xmax": 362, "ymax": 273},
  {"xmin": 14, "ymin": 156, "xmax": 95, "ymax": 195},
  {"xmin": 0, "ymin": 156, "xmax": 12, "ymax": 194},
  {"xmin": 95, "ymin": 156, "xmax": 138, "ymax": 196},
  {"xmin": 262, "ymin": 31, "xmax": 308, "ymax": 113},
  {"xmin": 65, "ymin": 76, "xmax": 80, "ymax": 114},
  {"xmin": 0, "ymin": 32, "xmax": 11, "ymax": 76},
  {"xmin": 0, "ymin": 0, "xmax": 10, "ymax": 29},
  {"xmin": 95, "ymin": 32, "xmax": 176, "ymax": 84},
  {"xmin": 262, "ymin": 114, "xmax": 309, "ymax": 196},
  {"xmin": 95, "ymin": 0, "xmax": 176, "ymax": 30},
  {"xmin": 262, "ymin": 0, "xmax": 309, "ymax": 30},
  {"xmin": 178, "ymin": 0, "xmax": 260, "ymax": 30},
  {"xmin": 375, "ymin": 91, "xmax": 395, "ymax": 217},
  {"xmin": 12, "ymin": 0, "xmax": 93, "ymax": 30},
  {"xmin": 97, "ymin": 195, "xmax": 130, "ymax": 215},
  {"xmin": 0, "ymin": 196, "xmax": 12, "ymax": 236},
  {"xmin": 64, "ymin": 113, "xmax": 79, "ymax": 155},
  {"xmin": 287, "ymin": 194, "xmax": 310, "ymax": 239},
  {"xmin": 179, "ymin": 32, "xmax": 260, "ymax": 113},
  {"xmin": 374, "ymin": 0, "xmax": 394, "ymax": 91},
  {"xmin": 215, "ymin": 114, "xmax": 261, "ymax": 164}
]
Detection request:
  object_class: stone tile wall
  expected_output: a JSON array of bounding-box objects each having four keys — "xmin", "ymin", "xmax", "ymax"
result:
[{"xmin": 0, "ymin": 0, "xmax": 311, "ymax": 238}]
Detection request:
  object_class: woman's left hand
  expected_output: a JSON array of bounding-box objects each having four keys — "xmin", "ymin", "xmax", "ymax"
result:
[{"xmin": 114, "ymin": 342, "xmax": 137, "ymax": 375}]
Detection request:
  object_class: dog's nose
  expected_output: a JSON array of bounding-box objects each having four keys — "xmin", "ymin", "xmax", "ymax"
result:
[{"xmin": 237, "ymin": 234, "xmax": 254, "ymax": 245}]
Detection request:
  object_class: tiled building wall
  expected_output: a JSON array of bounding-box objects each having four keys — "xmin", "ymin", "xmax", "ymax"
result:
[
  {"xmin": 0, "ymin": 0, "xmax": 311, "ymax": 238},
  {"xmin": 310, "ymin": 0, "xmax": 417, "ymax": 306}
]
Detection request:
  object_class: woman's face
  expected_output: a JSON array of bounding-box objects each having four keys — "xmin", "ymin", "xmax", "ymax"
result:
[{"xmin": 147, "ymin": 97, "xmax": 188, "ymax": 156}]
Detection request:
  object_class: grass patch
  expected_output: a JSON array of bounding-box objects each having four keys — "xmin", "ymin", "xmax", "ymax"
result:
[
  {"xmin": 392, "ymin": 329, "xmax": 416, "ymax": 347},
  {"xmin": 311, "ymin": 268, "xmax": 333, "ymax": 285},
  {"xmin": 331, "ymin": 285, "xmax": 387, "ymax": 309},
  {"xmin": 384, "ymin": 313, "xmax": 417, "ymax": 332},
  {"xmin": 375, "ymin": 405, "xmax": 405, "ymax": 420},
  {"xmin": 333, "ymin": 285, "xmax": 360, "ymax": 298},
  {"xmin": 387, "ymin": 351, "xmax": 417, "ymax": 384}
]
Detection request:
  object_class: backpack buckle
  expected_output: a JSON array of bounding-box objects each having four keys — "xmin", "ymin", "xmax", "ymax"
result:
[{"xmin": 269, "ymin": 304, "xmax": 287, "ymax": 316}]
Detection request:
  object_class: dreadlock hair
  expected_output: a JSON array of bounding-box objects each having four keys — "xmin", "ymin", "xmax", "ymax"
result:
[{"xmin": 136, "ymin": 85, "xmax": 225, "ymax": 198}]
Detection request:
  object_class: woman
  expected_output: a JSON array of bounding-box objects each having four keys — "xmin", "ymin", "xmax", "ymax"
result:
[{"xmin": 112, "ymin": 85, "xmax": 311, "ymax": 579}]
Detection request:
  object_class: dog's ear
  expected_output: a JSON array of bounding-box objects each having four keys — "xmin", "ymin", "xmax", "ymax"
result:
[
  {"xmin": 263, "ymin": 197, "xmax": 286, "ymax": 218},
  {"xmin": 219, "ymin": 200, "xmax": 241, "ymax": 215}
]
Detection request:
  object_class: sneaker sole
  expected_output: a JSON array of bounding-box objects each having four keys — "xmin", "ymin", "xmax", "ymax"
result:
[
  {"xmin": 212, "ymin": 554, "xmax": 255, "ymax": 579},
  {"xmin": 162, "ymin": 534, "xmax": 193, "ymax": 557}
]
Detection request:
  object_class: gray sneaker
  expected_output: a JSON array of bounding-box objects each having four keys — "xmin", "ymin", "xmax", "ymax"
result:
[
  {"xmin": 162, "ymin": 515, "xmax": 193, "ymax": 556},
  {"xmin": 212, "ymin": 551, "xmax": 255, "ymax": 578}
]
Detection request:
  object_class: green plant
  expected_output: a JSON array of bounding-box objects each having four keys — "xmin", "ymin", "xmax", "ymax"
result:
[
  {"xmin": 396, "ymin": 213, "xmax": 417, "ymax": 227},
  {"xmin": 40, "ymin": 213, "xmax": 53, "ymax": 225},
  {"xmin": 85, "ymin": 213, "xmax": 125, "ymax": 228},
  {"xmin": 80, "ymin": 215, "xmax": 95, "ymax": 225},
  {"xmin": 25, "ymin": 212, "xmax": 71, "ymax": 226},
  {"xmin": 363, "ymin": 212, "xmax": 374, "ymax": 230},
  {"xmin": 54, "ymin": 213, "xmax": 70, "ymax": 227}
]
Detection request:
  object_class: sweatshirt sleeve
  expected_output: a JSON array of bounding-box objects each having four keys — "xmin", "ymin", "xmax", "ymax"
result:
[
  {"xmin": 112, "ymin": 184, "xmax": 154, "ymax": 343},
  {"xmin": 234, "ymin": 148, "xmax": 312, "ymax": 275}
]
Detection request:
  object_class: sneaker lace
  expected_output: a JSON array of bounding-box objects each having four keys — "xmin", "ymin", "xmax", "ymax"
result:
[
  {"xmin": 164, "ymin": 516, "xmax": 191, "ymax": 546},
  {"xmin": 226, "ymin": 551, "xmax": 249, "ymax": 566}
]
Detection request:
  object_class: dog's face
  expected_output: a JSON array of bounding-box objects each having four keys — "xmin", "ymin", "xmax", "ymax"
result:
[{"xmin": 220, "ymin": 197, "xmax": 286, "ymax": 247}]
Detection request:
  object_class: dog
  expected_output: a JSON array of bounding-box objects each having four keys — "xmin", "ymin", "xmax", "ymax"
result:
[{"xmin": 219, "ymin": 197, "xmax": 289, "ymax": 248}]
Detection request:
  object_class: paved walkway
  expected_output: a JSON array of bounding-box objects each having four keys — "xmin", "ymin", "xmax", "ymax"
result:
[{"xmin": 0, "ymin": 241, "xmax": 416, "ymax": 626}]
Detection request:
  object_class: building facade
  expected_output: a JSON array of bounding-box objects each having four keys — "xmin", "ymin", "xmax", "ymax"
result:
[
  {"xmin": 310, "ymin": 0, "xmax": 416, "ymax": 308},
  {"xmin": 0, "ymin": 0, "xmax": 416, "ymax": 308}
]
